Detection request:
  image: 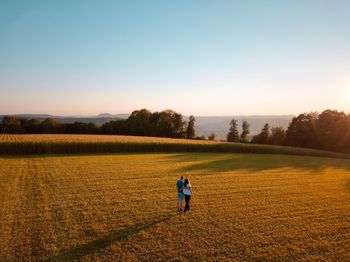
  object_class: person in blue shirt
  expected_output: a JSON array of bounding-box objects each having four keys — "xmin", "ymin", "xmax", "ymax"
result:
[{"xmin": 176, "ymin": 176, "xmax": 184, "ymax": 211}]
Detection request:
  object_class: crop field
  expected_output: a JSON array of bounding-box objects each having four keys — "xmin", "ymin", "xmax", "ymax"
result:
[
  {"xmin": 0, "ymin": 152, "xmax": 349, "ymax": 261},
  {"xmin": 0, "ymin": 134, "xmax": 349, "ymax": 159},
  {"xmin": 0, "ymin": 134, "xmax": 219, "ymax": 144}
]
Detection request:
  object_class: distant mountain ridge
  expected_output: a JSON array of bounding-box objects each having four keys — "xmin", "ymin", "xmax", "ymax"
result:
[
  {"xmin": 0, "ymin": 114, "xmax": 129, "ymax": 126},
  {"xmin": 0, "ymin": 113, "xmax": 293, "ymax": 139}
]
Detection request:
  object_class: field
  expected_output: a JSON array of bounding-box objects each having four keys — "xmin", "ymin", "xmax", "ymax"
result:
[
  {"xmin": 0, "ymin": 152, "xmax": 349, "ymax": 261},
  {"xmin": 1, "ymin": 134, "xmax": 349, "ymax": 159}
]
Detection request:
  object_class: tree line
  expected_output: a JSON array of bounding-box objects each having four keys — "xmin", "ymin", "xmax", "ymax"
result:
[
  {"xmin": 226, "ymin": 119, "xmax": 287, "ymax": 145},
  {"xmin": 226, "ymin": 109, "xmax": 350, "ymax": 154},
  {"xmin": 1, "ymin": 109, "xmax": 349, "ymax": 154},
  {"xmin": 0, "ymin": 109, "xmax": 198, "ymax": 139}
]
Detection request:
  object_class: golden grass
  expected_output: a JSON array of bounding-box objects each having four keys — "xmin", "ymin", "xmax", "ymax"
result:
[{"xmin": 0, "ymin": 153, "xmax": 349, "ymax": 261}]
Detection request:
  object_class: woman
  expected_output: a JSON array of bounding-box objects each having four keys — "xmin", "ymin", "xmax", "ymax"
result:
[{"xmin": 183, "ymin": 178, "xmax": 193, "ymax": 212}]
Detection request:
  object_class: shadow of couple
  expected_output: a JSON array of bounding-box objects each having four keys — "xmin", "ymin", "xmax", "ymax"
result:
[{"xmin": 46, "ymin": 211, "xmax": 178, "ymax": 261}]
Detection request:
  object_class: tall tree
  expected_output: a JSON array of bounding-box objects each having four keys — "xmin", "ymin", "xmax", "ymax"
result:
[
  {"xmin": 25, "ymin": 119, "xmax": 41, "ymax": 134},
  {"xmin": 186, "ymin": 115, "xmax": 196, "ymax": 139},
  {"xmin": 286, "ymin": 113, "xmax": 318, "ymax": 148},
  {"xmin": 128, "ymin": 109, "xmax": 152, "ymax": 136},
  {"xmin": 155, "ymin": 110, "xmax": 185, "ymax": 138},
  {"xmin": 208, "ymin": 133, "xmax": 216, "ymax": 141},
  {"xmin": 149, "ymin": 111, "xmax": 161, "ymax": 137},
  {"xmin": 171, "ymin": 111, "xmax": 186, "ymax": 138},
  {"xmin": 240, "ymin": 120, "xmax": 250, "ymax": 143},
  {"xmin": 315, "ymin": 110, "xmax": 346, "ymax": 151},
  {"xmin": 101, "ymin": 119, "xmax": 128, "ymax": 134},
  {"xmin": 251, "ymin": 123, "xmax": 270, "ymax": 144},
  {"xmin": 226, "ymin": 119, "xmax": 240, "ymax": 142},
  {"xmin": 39, "ymin": 118, "xmax": 60, "ymax": 134},
  {"xmin": 0, "ymin": 116, "xmax": 24, "ymax": 133},
  {"xmin": 333, "ymin": 116, "xmax": 350, "ymax": 153},
  {"xmin": 269, "ymin": 127, "xmax": 286, "ymax": 145}
]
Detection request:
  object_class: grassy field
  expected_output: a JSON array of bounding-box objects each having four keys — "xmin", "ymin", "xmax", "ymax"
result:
[
  {"xmin": 0, "ymin": 152, "xmax": 349, "ymax": 261},
  {"xmin": 1, "ymin": 134, "xmax": 349, "ymax": 159}
]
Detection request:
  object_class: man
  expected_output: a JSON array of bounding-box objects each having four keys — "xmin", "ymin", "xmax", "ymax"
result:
[{"xmin": 176, "ymin": 176, "xmax": 184, "ymax": 211}]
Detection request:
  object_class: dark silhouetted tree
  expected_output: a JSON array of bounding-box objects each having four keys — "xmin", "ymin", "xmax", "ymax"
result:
[
  {"xmin": 286, "ymin": 113, "xmax": 318, "ymax": 148},
  {"xmin": 208, "ymin": 133, "xmax": 216, "ymax": 141},
  {"xmin": 62, "ymin": 122, "xmax": 99, "ymax": 134},
  {"xmin": 186, "ymin": 115, "xmax": 196, "ymax": 139},
  {"xmin": 0, "ymin": 116, "xmax": 24, "ymax": 133},
  {"xmin": 128, "ymin": 109, "xmax": 152, "ymax": 136},
  {"xmin": 25, "ymin": 118, "xmax": 41, "ymax": 134},
  {"xmin": 227, "ymin": 119, "xmax": 240, "ymax": 142},
  {"xmin": 154, "ymin": 110, "xmax": 185, "ymax": 138},
  {"xmin": 101, "ymin": 120, "xmax": 128, "ymax": 134},
  {"xmin": 315, "ymin": 110, "xmax": 347, "ymax": 151},
  {"xmin": 240, "ymin": 120, "xmax": 250, "ymax": 143},
  {"xmin": 172, "ymin": 111, "xmax": 186, "ymax": 138},
  {"xmin": 39, "ymin": 118, "xmax": 60, "ymax": 134},
  {"xmin": 251, "ymin": 123, "xmax": 270, "ymax": 144},
  {"xmin": 269, "ymin": 126, "xmax": 286, "ymax": 145}
]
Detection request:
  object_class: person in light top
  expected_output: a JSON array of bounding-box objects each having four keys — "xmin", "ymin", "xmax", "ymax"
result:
[{"xmin": 183, "ymin": 178, "xmax": 193, "ymax": 212}]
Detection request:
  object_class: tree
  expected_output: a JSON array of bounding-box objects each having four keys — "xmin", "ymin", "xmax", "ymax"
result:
[
  {"xmin": 186, "ymin": 115, "xmax": 196, "ymax": 139},
  {"xmin": 62, "ymin": 122, "xmax": 98, "ymax": 134},
  {"xmin": 0, "ymin": 116, "xmax": 24, "ymax": 133},
  {"xmin": 171, "ymin": 111, "xmax": 186, "ymax": 138},
  {"xmin": 315, "ymin": 110, "xmax": 347, "ymax": 151},
  {"xmin": 25, "ymin": 119, "xmax": 41, "ymax": 134},
  {"xmin": 101, "ymin": 119, "xmax": 128, "ymax": 135},
  {"xmin": 128, "ymin": 109, "xmax": 152, "ymax": 136},
  {"xmin": 39, "ymin": 118, "xmax": 60, "ymax": 134},
  {"xmin": 149, "ymin": 111, "xmax": 161, "ymax": 137},
  {"xmin": 226, "ymin": 119, "xmax": 240, "ymax": 142},
  {"xmin": 99, "ymin": 109, "xmax": 186, "ymax": 138},
  {"xmin": 208, "ymin": 133, "xmax": 216, "ymax": 141},
  {"xmin": 333, "ymin": 116, "xmax": 350, "ymax": 153},
  {"xmin": 286, "ymin": 113, "xmax": 318, "ymax": 148},
  {"xmin": 269, "ymin": 127, "xmax": 286, "ymax": 145},
  {"xmin": 240, "ymin": 120, "xmax": 250, "ymax": 143},
  {"xmin": 86, "ymin": 122, "xmax": 99, "ymax": 134},
  {"xmin": 251, "ymin": 123, "xmax": 270, "ymax": 144},
  {"xmin": 155, "ymin": 110, "xmax": 185, "ymax": 138}
]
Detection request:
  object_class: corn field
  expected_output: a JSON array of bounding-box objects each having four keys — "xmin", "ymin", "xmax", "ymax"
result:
[{"xmin": 0, "ymin": 134, "xmax": 349, "ymax": 159}]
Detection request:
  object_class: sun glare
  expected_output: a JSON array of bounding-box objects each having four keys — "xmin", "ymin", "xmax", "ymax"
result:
[{"xmin": 345, "ymin": 88, "xmax": 350, "ymax": 102}]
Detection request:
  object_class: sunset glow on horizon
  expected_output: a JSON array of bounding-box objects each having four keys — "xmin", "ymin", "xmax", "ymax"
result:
[{"xmin": 1, "ymin": 1, "xmax": 350, "ymax": 116}]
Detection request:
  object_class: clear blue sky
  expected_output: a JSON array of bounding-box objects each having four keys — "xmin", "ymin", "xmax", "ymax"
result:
[{"xmin": 1, "ymin": 0, "xmax": 350, "ymax": 116}]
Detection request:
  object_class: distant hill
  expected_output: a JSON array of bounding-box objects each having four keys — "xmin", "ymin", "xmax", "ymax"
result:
[
  {"xmin": 97, "ymin": 113, "xmax": 130, "ymax": 118},
  {"xmin": 0, "ymin": 113, "xmax": 293, "ymax": 139},
  {"xmin": 0, "ymin": 114, "xmax": 126, "ymax": 126}
]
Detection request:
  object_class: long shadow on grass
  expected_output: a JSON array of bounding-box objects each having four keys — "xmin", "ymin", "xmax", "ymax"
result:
[
  {"xmin": 46, "ymin": 212, "xmax": 177, "ymax": 262},
  {"xmin": 165, "ymin": 153, "xmax": 350, "ymax": 173}
]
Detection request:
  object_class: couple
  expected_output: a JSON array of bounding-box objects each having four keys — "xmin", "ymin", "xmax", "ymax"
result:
[{"xmin": 176, "ymin": 176, "xmax": 193, "ymax": 212}]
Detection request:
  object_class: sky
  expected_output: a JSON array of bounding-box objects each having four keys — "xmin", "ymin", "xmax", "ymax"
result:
[{"xmin": 1, "ymin": 0, "xmax": 350, "ymax": 116}]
